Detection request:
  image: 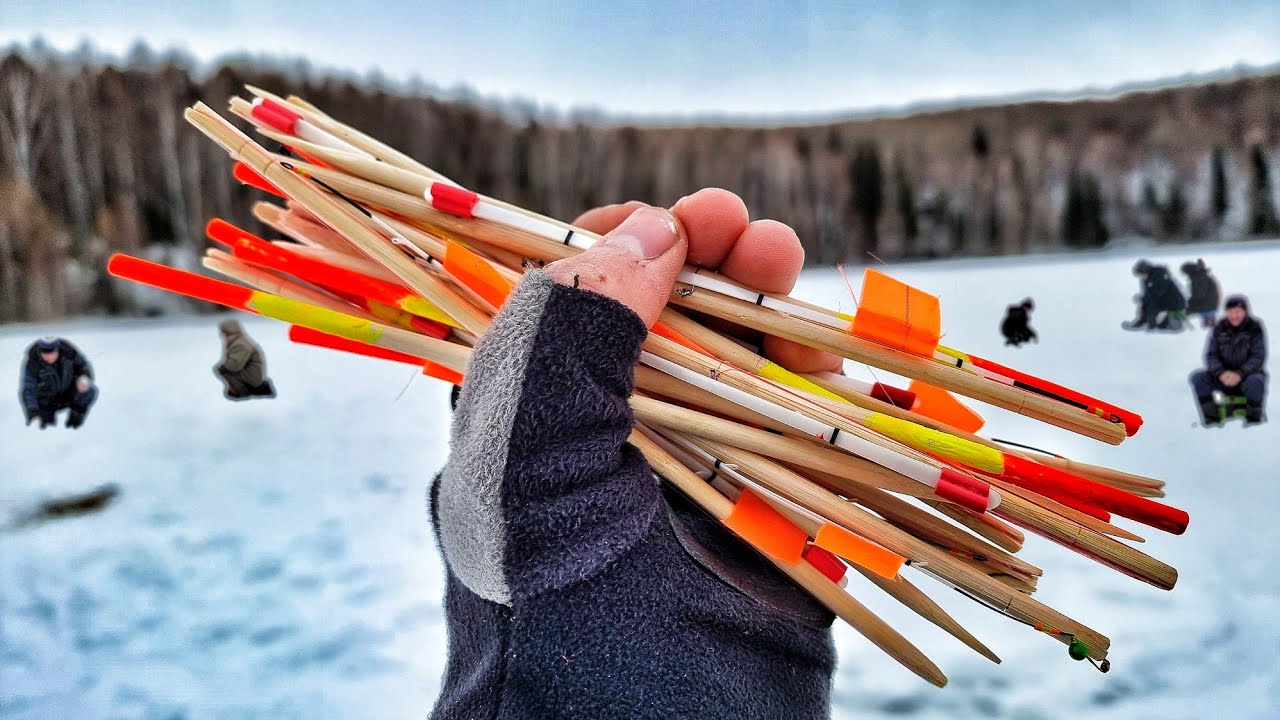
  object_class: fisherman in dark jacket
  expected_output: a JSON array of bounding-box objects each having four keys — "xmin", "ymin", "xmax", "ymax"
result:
[
  {"xmin": 1190, "ymin": 294, "xmax": 1267, "ymax": 425},
  {"xmin": 214, "ymin": 319, "xmax": 275, "ymax": 400},
  {"xmin": 430, "ymin": 193, "xmax": 842, "ymax": 719},
  {"xmin": 1000, "ymin": 297, "xmax": 1037, "ymax": 347},
  {"xmin": 1181, "ymin": 259, "xmax": 1221, "ymax": 329},
  {"xmin": 19, "ymin": 337, "xmax": 98, "ymax": 429},
  {"xmin": 1124, "ymin": 259, "xmax": 1187, "ymax": 331}
]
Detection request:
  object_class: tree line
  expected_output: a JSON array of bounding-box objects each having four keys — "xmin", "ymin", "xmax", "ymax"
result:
[{"xmin": 1, "ymin": 44, "xmax": 1278, "ymax": 321}]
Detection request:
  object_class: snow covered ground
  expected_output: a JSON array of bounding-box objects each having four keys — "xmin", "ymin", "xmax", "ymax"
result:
[{"xmin": 2, "ymin": 241, "xmax": 1278, "ymax": 720}]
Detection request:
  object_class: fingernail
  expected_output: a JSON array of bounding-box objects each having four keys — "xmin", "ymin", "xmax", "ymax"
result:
[{"xmin": 604, "ymin": 207, "xmax": 679, "ymax": 260}]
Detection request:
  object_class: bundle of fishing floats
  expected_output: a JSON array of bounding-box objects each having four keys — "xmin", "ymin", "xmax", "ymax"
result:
[{"xmin": 106, "ymin": 89, "xmax": 1188, "ymax": 687}]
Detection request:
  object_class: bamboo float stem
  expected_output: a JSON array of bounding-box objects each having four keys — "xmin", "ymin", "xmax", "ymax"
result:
[
  {"xmin": 920, "ymin": 500, "xmax": 1026, "ymax": 554},
  {"xmin": 630, "ymin": 430, "xmax": 948, "ymax": 687},
  {"xmin": 690, "ymin": 440, "xmax": 1002, "ymax": 664},
  {"xmin": 245, "ymin": 85, "xmax": 457, "ymax": 185},
  {"xmin": 992, "ymin": 494, "xmax": 1177, "ymax": 591},
  {"xmin": 272, "ymin": 241, "xmax": 405, "ymax": 285},
  {"xmin": 637, "ymin": 392, "xmax": 1029, "ymax": 584},
  {"xmin": 215, "ymin": 114, "xmax": 1167, "ymax": 591},
  {"xmin": 853, "ymin": 566, "xmax": 1002, "ymax": 664},
  {"xmin": 985, "ymin": 476, "xmax": 1146, "ymax": 544},
  {"xmin": 642, "ymin": 333, "xmax": 957, "ymax": 478},
  {"xmin": 791, "ymin": 464, "xmax": 1037, "ymax": 577},
  {"xmin": 1031, "ymin": 455, "xmax": 1165, "ymax": 498},
  {"xmin": 666, "ymin": 283, "xmax": 1125, "ymax": 444},
  {"xmin": 203, "ymin": 250, "xmax": 380, "ymax": 323},
  {"xmin": 252, "ymin": 201, "xmax": 365, "ymax": 258},
  {"xmin": 185, "ymin": 104, "xmax": 491, "ymax": 338},
  {"xmin": 807, "ymin": 371, "xmax": 1165, "ymax": 497},
  {"xmin": 678, "ymin": 343, "xmax": 1144, "ymax": 543},
  {"xmin": 250, "ymin": 108, "xmax": 1134, "ymax": 448},
  {"xmin": 685, "ymin": 435, "xmax": 1040, "ymax": 594},
  {"xmin": 631, "ymin": 395, "xmax": 935, "ymax": 499},
  {"xmin": 660, "ymin": 434, "xmax": 1110, "ymax": 659}
]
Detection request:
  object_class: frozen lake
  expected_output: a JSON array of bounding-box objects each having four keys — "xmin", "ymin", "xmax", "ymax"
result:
[{"xmin": 2, "ymin": 240, "xmax": 1278, "ymax": 719}]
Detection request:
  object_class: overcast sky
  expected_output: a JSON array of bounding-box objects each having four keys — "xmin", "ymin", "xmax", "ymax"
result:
[{"xmin": 3, "ymin": 0, "xmax": 1278, "ymax": 117}]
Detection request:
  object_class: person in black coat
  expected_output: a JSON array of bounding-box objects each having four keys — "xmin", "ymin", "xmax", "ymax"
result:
[
  {"xmin": 1181, "ymin": 259, "xmax": 1221, "ymax": 328},
  {"xmin": 1125, "ymin": 259, "xmax": 1187, "ymax": 331},
  {"xmin": 1189, "ymin": 295, "xmax": 1267, "ymax": 425},
  {"xmin": 1001, "ymin": 297, "xmax": 1037, "ymax": 347},
  {"xmin": 18, "ymin": 337, "xmax": 98, "ymax": 429}
]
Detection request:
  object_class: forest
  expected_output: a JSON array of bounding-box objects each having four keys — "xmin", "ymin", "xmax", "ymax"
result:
[{"xmin": 1, "ymin": 43, "xmax": 1278, "ymax": 321}]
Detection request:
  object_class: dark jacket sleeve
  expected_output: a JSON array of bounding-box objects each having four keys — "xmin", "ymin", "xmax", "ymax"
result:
[
  {"xmin": 1205, "ymin": 329, "xmax": 1225, "ymax": 375},
  {"xmin": 434, "ymin": 270, "xmax": 659, "ymax": 605},
  {"xmin": 1241, "ymin": 321, "xmax": 1267, "ymax": 376},
  {"xmin": 68, "ymin": 346, "xmax": 93, "ymax": 380},
  {"xmin": 20, "ymin": 355, "xmax": 39, "ymax": 409}
]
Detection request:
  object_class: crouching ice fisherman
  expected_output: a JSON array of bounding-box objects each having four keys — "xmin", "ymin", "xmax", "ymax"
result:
[
  {"xmin": 1190, "ymin": 294, "xmax": 1267, "ymax": 426},
  {"xmin": 214, "ymin": 319, "xmax": 275, "ymax": 400},
  {"xmin": 19, "ymin": 337, "xmax": 97, "ymax": 429},
  {"xmin": 1000, "ymin": 297, "xmax": 1037, "ymax": 347},
  {"xmin": 431, "ymin": 190, "xmax": 841, "ymax": 719}
]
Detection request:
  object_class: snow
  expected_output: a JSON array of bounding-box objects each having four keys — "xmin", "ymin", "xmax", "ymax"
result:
[{"xmin": 2, "ymin": 241, "xmax": 1278, "ymax": 720}]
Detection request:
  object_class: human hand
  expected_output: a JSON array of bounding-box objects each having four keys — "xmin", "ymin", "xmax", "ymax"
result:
[
  {"xmin": 545, "ymin": 189, "xmax": 842, "ymax": 373},
  {"xmin": 76, "ymin": 376, "xmax": 91, "ymax": 393},
  {"xmin": 1220, "ymin": 371, "xmax": 1241, "ymax": 388}
]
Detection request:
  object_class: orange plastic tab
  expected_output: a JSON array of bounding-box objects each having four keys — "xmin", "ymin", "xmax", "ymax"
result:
[
  {"xmin": 423, "ymin": 360, "xmax": 464, "ymax": 386},
  {"xmin": 723, "ymin": 489, "xmax": 808, "ymax": 564},
  {"xmin": 909, "ymin": 380, "xmax": 985, "ymax": 433},
  {"xmin": 444, "ymin": 241, "xmax": 513, "ymax": 311},
  {"xmin": 650, "ymin": 322, "xmax": 711, "ymax": 356},
  {"xmin": 850, "ymin": 268, "xmax": 941, "ymax": 356},
  {"xmin": 813, "ymin": 523, "xmax": 905, "ymax": 579}
]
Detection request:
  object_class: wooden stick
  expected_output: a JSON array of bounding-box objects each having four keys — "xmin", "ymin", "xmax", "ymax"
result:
[
  {"xmin": 630, "ymin": 430, "xmax": 949, "ymax": 687},
  {"xmin": 252, "ymin": 105, "xmax": 1134, "ymax": 447},
  {"xmin": 655, "ymin": 434, "xmax": 1110, "ymax": 659},
  {"xmin": 790, "ymin": 465, "xmax": 1037, "ymax": 578},
  {"xmin": 853, "ymin": 567, "xmax": 1001, "ymax": 663},
  {"xmin": 986, "ymin": 476, "xmax": 1146, "ymax": 544},
  {"xmin": 244, "ymin": 86, "xmax": 457, "ymax": 185},
  {"xmin": 807, "ymin": 371, "xmax": 1165, "ymax": 497},
  {"xmin": 185, "ymin": 103, "xmax": 492, "ymax": 338},
  {"xmin": 252, "ymin": 200, "xmax": 365, "ymax": 257},
  {"xmin": 631, "ymin": 395, "xmax": 936, "ymax": 499},
  {"xmin": 667, "ymin": 282, "xmax": 1126, "ymax": 445},
  {"xmin": 920, "ymin": 500, "xmax": 1026, "ymax": 554},
  {"xmin": 992, "ymin": 493, "xmax": 1177, "ymax": 591},
  {"xmin": 202, "ymin": 250, "xmax": 378, "ymax": 322}
]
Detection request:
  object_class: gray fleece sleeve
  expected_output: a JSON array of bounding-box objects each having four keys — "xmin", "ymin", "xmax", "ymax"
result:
[{"xmin": 435, "ymin": 271, "xmax": 659, "ymax": 605}]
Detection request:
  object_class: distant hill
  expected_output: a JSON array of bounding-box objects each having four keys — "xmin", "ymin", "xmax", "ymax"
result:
[{"xmin": 0, "ymin": 44, "xmax": 1277, "ymax": 321}]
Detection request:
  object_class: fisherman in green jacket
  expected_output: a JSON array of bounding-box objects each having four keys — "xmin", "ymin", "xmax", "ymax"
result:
[{"xmin": 214, "ymin": 319, "xmax": 275, "ymax": 400}]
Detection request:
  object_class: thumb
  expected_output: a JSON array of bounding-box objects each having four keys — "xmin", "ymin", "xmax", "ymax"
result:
[{"xmin": 543, "ymin": 206, "xmax": 686, "ymax": 328}]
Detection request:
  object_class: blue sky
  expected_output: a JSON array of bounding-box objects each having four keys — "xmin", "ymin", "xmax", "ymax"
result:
[{"xmin": 2, "ymin": 0, "xmax": 1278, "ymax": 117}]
